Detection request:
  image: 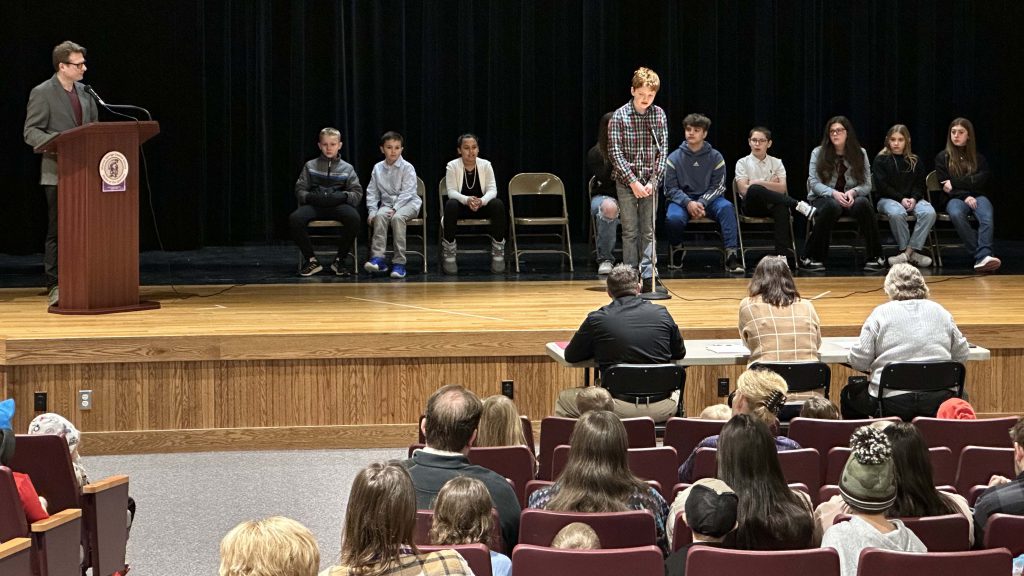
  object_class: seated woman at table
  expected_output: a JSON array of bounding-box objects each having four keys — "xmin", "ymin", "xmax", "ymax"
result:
[
  {"xmin": 841, "ymin": 263, "xmax": 969, "ymax": 421},
  {"xmin": 739, "ymin": 255, "xmax": 821, "ymax": 365},
  {"xmin": 678, "ymin": 369, "xmax": 799, "ymax": 482}
]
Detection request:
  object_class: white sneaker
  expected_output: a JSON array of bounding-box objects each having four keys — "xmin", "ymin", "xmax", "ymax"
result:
[
  {"xmin": 974, "ymin": 255, "xmax": 1001, "ymax": 273},
  {"xmin": 47, "ymin": 286, "xmax": 59, "ymax": 307},
  {"xmin": 597, "ymin": 260, "xmax": 613, "ymax": 275},
  {"xmin": 887, "ymin": 252, "xmax": 909, "ymax": 266},
  {"xmin": 908, "ymin": 251, "xmax": 933, "ymax": 268},
  {"xmin": 796, "ymin": 201, "xmax": 816, "ymax": 220}
]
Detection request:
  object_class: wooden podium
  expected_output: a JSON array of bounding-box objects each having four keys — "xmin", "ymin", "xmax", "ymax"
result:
[{"xmin": 36, "ymin": 121, "xmax": 161, "ymax": 314}]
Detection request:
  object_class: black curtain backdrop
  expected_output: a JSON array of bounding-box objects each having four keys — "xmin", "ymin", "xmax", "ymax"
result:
[{"xmin": 3, "ymin": 1, "xmax": 1021, "ymax": 255}]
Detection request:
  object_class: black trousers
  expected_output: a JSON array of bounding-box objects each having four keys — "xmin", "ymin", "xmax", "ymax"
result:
[
  {"xmin": 840, "ymin": 380, "xmax": 955, "ymax": 422},
  {"xmin": 442, "ymin": 198, "xmax": 507, "ymax": 242},
  {"xmin": 742, "ymin": 185, "xmax": 796, "ymax": 257},
  {"xmin": 804, "ymin": 195, "xmax": 882, "ymax": 262},
  {"xmin": 44, "ymin": 185, "xmax": 58, "ymax": 289},
  {"xmin": 288, "ymin": 203, "xmax": 361, "ymax": 260}
]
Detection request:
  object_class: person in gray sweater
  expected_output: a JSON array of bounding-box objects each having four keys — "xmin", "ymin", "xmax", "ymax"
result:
[
  {"xmin": 841, "ymin": 263, "xmax": 969, "ymax": 420},
  {"xmin": 821, "ymin": 427, "xmax": 926, "ymax": 576}
]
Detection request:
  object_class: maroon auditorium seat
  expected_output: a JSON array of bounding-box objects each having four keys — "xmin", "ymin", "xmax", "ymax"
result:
[
  {"xmin": 856, "ymin": 548, "xmax": 1011, "ymax": 575},
  {"xmin": 686, "ymin": 546, "xmax": 840, "ymax": 576},
  {"xmin": 663, "ymin": 418, "xmax": 726, "ymax": 467},
  {"xmin": 518, "ymin": 508, "xmax": 656, "ymax": 548},
  {"xmin": 511, "ymin": 544, "xmax": 664, "ymax": 576}
]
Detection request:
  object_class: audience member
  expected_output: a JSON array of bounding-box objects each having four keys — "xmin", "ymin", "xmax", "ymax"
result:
[
  {"xmin": 663, "ymin": 113, "xmax": 743, "ymax": 273},
  {"xmin": 607, "ymin": 66, "xmax": 668, "ymax": 292},
  {"xmin": 734, "ymin": 126, "xmax": 815, "ymax": 268},
  {"xmin": 698, "ymin": 403, "xmax": 732, "ymax": 420},
  {"xmin": 476, "ymin": 395, "xmax": 531, "ymax": 451},
  {"xmin": 588, "ymin": 111, "xmax": 620, "ymax": 275},
  {"xmin": 873, "ymin": 124, "xmax": 934, "ymax": 268},
  {"xmin": 665, "ymin": 478, "xmax": 739, "ymax": 576},
  {"xmin": 798, "ymin": 396, "xmax": 840, "ymax": 420},
  {"xmin": 934, "ymin": 117, "xmax": 999, "ymax": 272},
  {"xmin": 936, "ymin": 397, "xmax": 976, "ymax": 420},
  {"xmin": 403, "ymin": 385, "xmax": 520, "ymax": 550},
  {"xmin": 441, "ymin": 133, "xmax": 507, "ymax": 274},
  {"xmin": 820, "ymin": 427, "xmax": 926, "ymax": 576},
  {"xmin": 556, "ymin": 264, "xmax": 685, "ymax": 422},
  {"xmin": 740, "ymin": 255, "xmax": 821, "ymax": 364},
  {"xmin": 527, "ymin": 410, "xmax": 671, "ymax": 556},
  {"xmin": 1, "ymin": 400, "xmax": 48, "ymax": 523},
  {"xmin": 802, "ymin": 116, "xmax": 884, "ymax": 272},
  {"xmin": 550, "ymin": 522, "xmax": 602, "ymax": 549},
  {"xmin": 717, "ymin": 414, "xmax": 815, "ymax": 550},
  {"xmin": 972, "ymin": 417, "xmax": 1024, "ymax": 545},
  {"xmin": 429, "ymin": 476, "xmax": 510, "ymax": 576},
  {"xmin": 575, "ymin": 386, "xmax": 614, "ymax": 415},
  {"xmin": 289, "ymin": 127, "xmax": 363, "ymax": 277},
  {"xmin": 842, "ymin": 263, "xmax": 969, "ymax": 420},
  {"xmin": 219, "ymin": 516, "xmax": 319, "ymax": 576},
  {"xmin": 678, "ymin": 369, "xmax": 797, "ymax": 483},
  {"xmin": 326, "ymin": 462, "xmax": 472, "ymax": 576},
  {"xmin": 363, "ymin": 131, "xmax": 421, "ymax": 279}
]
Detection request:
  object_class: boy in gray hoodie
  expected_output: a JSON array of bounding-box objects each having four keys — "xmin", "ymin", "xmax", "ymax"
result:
[
  {"xmin": 663, "ymin": 114, "xmax": 742, "ymax": 273},
  {"xmin": 820, "ymin": 426, "xmax": 926, "ymax": 576}
]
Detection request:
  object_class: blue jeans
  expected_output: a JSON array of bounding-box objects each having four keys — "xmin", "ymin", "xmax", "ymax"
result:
[
  {"xmin": 590, "ymin": 195, "xmax": 619, "ymax": 262},
  {"xmin": 665, "ymin": 195, "xmax": 739, "ymax": 249},
  {"xmin": 876, "ymin": 198, "xmax": 936, "ymax": 251},
  {"xmin": 945, "ymin": 196, "xmax": 994, "ymax": 261}
]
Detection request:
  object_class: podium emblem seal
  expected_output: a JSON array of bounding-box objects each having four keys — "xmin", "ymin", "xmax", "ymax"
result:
[{"xmin": 99, "ymin": 151, "xmax": 129, "ymax": 192}]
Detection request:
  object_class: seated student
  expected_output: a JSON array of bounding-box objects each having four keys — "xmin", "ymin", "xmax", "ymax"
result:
[
  {"xmin": 873, "ymin": 124, "xmax": 935, "ymax": 268},
  {"xmin": 575, "ymin": 386, "xmax": 614, "ymax": 415},
  {"xmin": 551, "ymin": 522, "xmax": 602, "ymax": 549},
  {"xmin": 734, "ymin": 126, "xmax": 816, "ymax": 268},
  {"xmin": 820, "ymin": 427, "xmax": 926, "ymax": 576},
  {"xmin": 665, "ymin": 478, "xmax": 739, "ymax": 576},
  {"xmin": 289, "ymin": 127, "xmax": 363, "ymax": 277},
  {"xmin": 802, "ymin": 116, "xmax": 885, "ymax": 272},
  {"xmin": 476, "ymin": 394, "xmax": 537, "ymax": 472},
  {"xmin": 972, "ymin": 417, "xmax": 1024, "ymax": 545},
  {"xmin": 441, "ymin": 133, "xmax": 507, "ymax": 274},
  {"xmin": 936, "ymin": 397, "xmax": 976, "ymax": 420},
  {"xmin": 934, "ymin": 117, "xmax": 1000, "ymax": 272},
  {"xmin": 588, "ymin": 112, "xmax": 620, "ymax": 276},
  {"xmin": 528, "ymin": 410, "xmax": 671, "ymax": 556},
  {"xmin": 219, "ymin": 516, "xmax": 319, "ymax": 576},
  {"xmin": 664, "ymin": 113, "xmax": 743, "ymax": 273},
  {"xmin": 842, "ymin": 263, "xmax": 969, "ymax": 421},
  {"xmin": 798, "ymin": 396, "xmax": 840, "ymax": 420},
  {"xmin": 430, "ymin": 476, "xmax": 511, "ymax": 576},
  {"xmin": 364, "ymin": 131, "xmax": 421, "ymax": 279},
  {"xmin": 718, "ymin": 414, "xmax": 815, "ymax": 549},
  {"xmin": 699, "ymin": 403, "xmax": 732, "ymax": 420},
  {"xmin": 325, "ymin": 461, "xmax": 472, "ymax": 576},
  {"xmin": 678, "ymin": 369, "xmax": 799, "ymax": 483}
]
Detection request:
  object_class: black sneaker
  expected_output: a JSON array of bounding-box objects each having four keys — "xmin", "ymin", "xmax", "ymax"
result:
[
  {"xmin": 863, "ymin": 257, "xmax": 887, "ymax": 272},
  {"xmin": 725, "ymin": 251, "xmax": 744, "ymax": 274},
  {"xmin": 299, "ymin": 257, "xmax": 322, "ymax": 277},
  {"xmin": 641, "ymin": 277, "xmax": 667, "ymax": 294},
  {"xmin": 799, "ymin": 257, "xmax": 826, "ymax": 272},
  {"xmin": 331, "ymin": 257, "xmax": 351, "ymax": 276}
]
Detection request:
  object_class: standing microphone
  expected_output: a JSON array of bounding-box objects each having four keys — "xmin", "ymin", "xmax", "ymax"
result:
[{"xmin": 640, "ymin": 125, "xmax": 669, "ymax": 300}]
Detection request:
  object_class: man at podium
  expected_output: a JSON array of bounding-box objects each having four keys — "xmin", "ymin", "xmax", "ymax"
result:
[{"xmin": 23, "ymin": 40, "xmax": 98, "ymax": 307}]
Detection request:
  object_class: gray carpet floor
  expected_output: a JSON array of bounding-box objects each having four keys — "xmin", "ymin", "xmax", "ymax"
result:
[{"xmin": 87, "ymin": 447, "xmax": 407, "ymax": 576}]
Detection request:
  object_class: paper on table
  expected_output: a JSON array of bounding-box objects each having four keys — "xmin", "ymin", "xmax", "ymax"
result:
[{"xmin": 706, "ymin": 343, "xmax": 750, "ymax": 354}]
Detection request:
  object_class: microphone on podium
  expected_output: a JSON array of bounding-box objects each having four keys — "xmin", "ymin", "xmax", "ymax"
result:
[{"xmin": 81, "ymin": 84, "xmax": 153, "ymax": 121}]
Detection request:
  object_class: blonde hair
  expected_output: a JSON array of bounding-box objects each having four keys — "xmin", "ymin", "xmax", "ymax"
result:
[
  {"xmin": 340, "ymin": 462, "xmax": 418, "ymax": 575},
  {"xmin": 476, "ymin": 395, "xmax": 528, "ymax": 448},
  {"xmin": 631, "ymin": 67, "xmax": 660, "ymax": 91},
  {"xmin": 576, "ymin": 387, "xmax": 614, "ymax": 414},
  {"xmin": 735, "ymin": 370, "xmax": 788, "ymax": 426},
  {"xmin": 878, "ymin": 124, "xmax": 919, "ymax": 172},
  {"xmin": 884, "ymin": 263, "xmax": 929, "ymax": 301},
  {"xmin": 699, "ymin": 403, "xmax": 733, "ymax": 420},
  {"xmin": 319, "ymin": 127, "xmax": 342, "ymax": 141},
  {"xmin": 551, "ymin": 522, "xmax": 602, "ymax": 549},
  {"xmin": 429, "ymin": 477, "xmax": 495, "ymax": 547},
  {"xmin": 219, "ymin": 516, "xmax": 319, "ymax": 576}
]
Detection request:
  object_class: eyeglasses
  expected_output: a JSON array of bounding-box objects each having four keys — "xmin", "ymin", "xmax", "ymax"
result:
[
  {"xmin": 749, "ymin": 138, "xmax": 768, "ymax": 144},
  {"xmin": 829, "ymin": 128, "xmax": 847, "ymax": 135},
  {"xmin": 63, "ymin": 61, "xmax": 86, "ymax": 69}
]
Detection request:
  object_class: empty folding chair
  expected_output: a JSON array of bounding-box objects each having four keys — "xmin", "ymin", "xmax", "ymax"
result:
[
  {"xmin": 507, "ymin": 173, "xmax": 574, "ymax": 272},
  {"xmin": 856, "ymin": 548, "xmax": 1011, "ymax": 575},
  {"xmin": 511, "ymin": 544, "xmax": 664, "ymax": 576}
]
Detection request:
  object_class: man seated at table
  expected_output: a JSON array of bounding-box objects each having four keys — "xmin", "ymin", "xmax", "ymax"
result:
[{"xmin": 554, "ymin": 264, "xmax": 686, "ymax": 422}]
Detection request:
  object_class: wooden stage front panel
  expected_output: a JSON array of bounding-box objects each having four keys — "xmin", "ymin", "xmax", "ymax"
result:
[{"xmin": 2, "ymin": 275, "xmax": 1022, "ymax": 454}]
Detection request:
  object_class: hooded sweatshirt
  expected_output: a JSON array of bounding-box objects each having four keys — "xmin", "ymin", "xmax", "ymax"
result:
[
  {"xmin": 821, "ymin": 516, "xmax": 926, "ymax": 576},
  {"xmin": 664, "ymin": 140, "xmax": 727, "ymax": 208}
]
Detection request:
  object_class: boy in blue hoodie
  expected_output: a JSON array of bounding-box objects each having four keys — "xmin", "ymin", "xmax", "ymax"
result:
[{"xmin": 663, "ymin": 114, "xmax": 743, "ymax": 273}]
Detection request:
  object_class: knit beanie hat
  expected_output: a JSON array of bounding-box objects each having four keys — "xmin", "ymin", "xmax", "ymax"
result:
[
  {"xmin": 936, "ymin": 398, "xmax": 976, "ymax": 420},
  {"xmin": 839, "ymin": 427, "xmax": 896, "ymax": 512}
]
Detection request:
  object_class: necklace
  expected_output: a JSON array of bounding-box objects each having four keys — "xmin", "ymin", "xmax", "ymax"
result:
[{"xmin": 465, "ymin": 167, "xmax": 478, "ymax": 190}]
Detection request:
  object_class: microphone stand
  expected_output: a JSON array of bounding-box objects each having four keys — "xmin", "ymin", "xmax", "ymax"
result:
[{"xmin": 640, "ymin": 182, "xmax": 670, "ymax": 300}]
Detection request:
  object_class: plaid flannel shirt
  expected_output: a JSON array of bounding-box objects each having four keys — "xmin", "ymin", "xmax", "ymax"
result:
[{"xmin": 608, "ymin": 100, "xmax": 669, "ymax": 188}]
